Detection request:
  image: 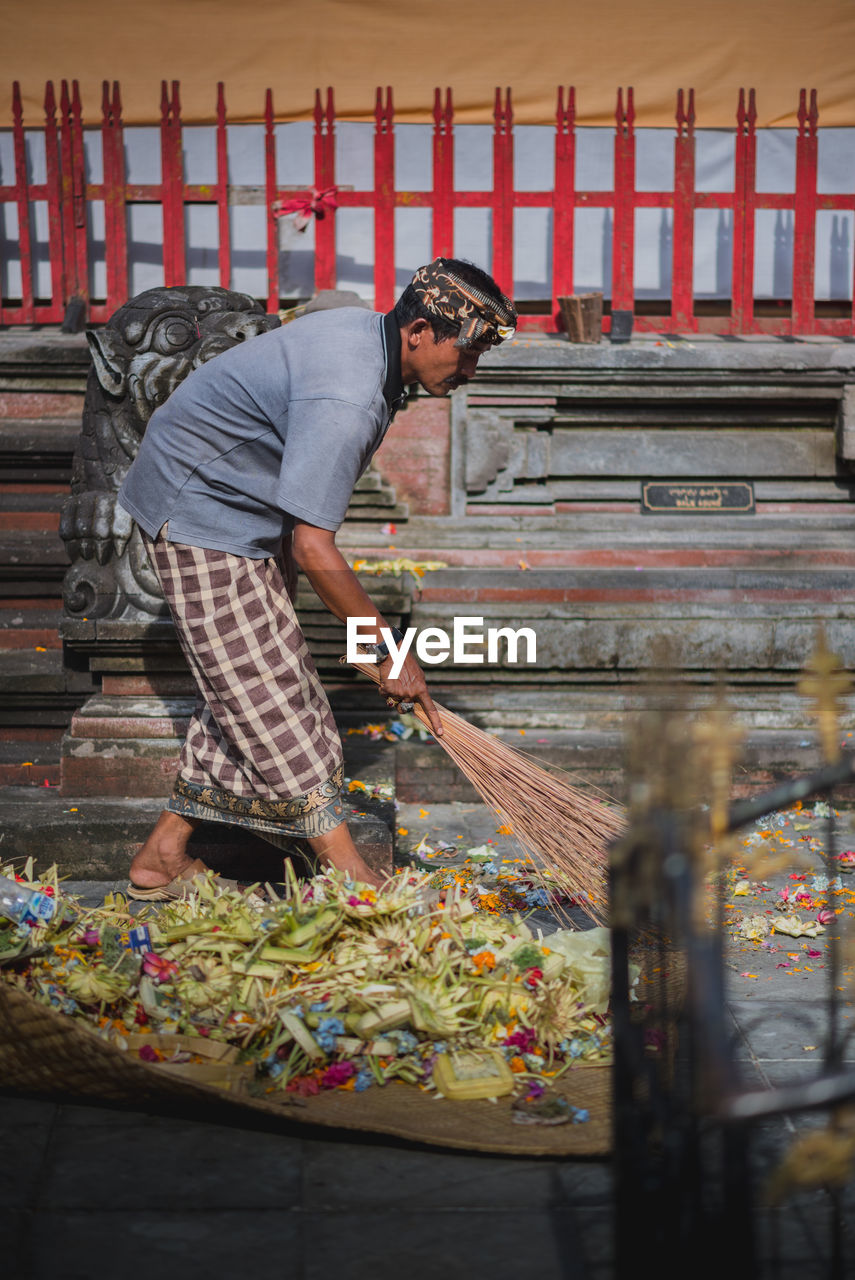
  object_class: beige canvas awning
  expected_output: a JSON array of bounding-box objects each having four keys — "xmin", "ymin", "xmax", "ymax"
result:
[{"xmin": 6, "ymin": 0, "xmax": 855, "ymax": 128}]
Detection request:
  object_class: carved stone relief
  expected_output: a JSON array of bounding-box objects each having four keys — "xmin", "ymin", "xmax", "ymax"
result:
[
  {"xmin": 59, "ymin": 286, "xmax": 280, "ymax": 622},
  {"xmin": 461, "ymin": 384, "xmax": 848, "ymax": 508},
  {"xmin": 463, "ymin": 408, "xmax": 554, "ymax": 502}
]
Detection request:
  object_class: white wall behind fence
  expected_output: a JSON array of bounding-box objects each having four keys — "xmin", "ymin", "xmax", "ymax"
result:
[{"xmin": 1, "ymin": 122, "xmax": 853, "ymax": 306}]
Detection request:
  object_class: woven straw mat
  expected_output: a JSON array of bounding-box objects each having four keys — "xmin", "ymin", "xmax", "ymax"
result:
[{"xmin": 0, "ymin": 949, "xmax": 684, "ymax": 1158}]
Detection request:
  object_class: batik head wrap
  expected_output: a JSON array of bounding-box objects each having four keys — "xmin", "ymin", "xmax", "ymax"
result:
[{"xmin": 410, "ymin": 259, "xmax": 517, "ymax": 348}]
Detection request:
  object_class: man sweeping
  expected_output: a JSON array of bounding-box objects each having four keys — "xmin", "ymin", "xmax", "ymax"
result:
[{"xmin": 118, "ymin": 258, "xmax": 517, "ymax": 898}]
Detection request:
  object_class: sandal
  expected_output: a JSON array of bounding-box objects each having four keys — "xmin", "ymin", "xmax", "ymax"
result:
[{"xmin": 127, "ymin": 858, "xmax": 264, "ymax": 903}]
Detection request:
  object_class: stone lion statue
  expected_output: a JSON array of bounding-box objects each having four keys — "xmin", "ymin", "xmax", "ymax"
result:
[{"xmin": 60, "ymin": 285, "xmax": 280, "ymax": 621}]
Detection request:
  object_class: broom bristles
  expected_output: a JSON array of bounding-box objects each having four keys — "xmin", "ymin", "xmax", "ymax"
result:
[{"xmin": 346, "ymin": 658, "xmax": 624, "ymax": 925}]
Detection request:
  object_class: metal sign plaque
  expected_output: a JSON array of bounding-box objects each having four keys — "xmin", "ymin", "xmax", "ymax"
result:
[{"xmin": 641, "ymin": 482, "xmax": 755, "ymax": 514}]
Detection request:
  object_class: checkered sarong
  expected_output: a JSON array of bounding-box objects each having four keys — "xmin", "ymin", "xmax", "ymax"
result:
[{"xmin": 143, "ymin": 529, "xmax": 345, "ymax": 842}]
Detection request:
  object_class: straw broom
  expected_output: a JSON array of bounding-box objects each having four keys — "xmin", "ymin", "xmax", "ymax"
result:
[{"xmin": 345, "ymin": 656, "xmax": 624, "ymax": 924}]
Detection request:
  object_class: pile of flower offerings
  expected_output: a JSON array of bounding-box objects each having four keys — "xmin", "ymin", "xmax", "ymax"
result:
[{"xmin": 0, "ymin": 859, "xmax": 617, "ymax": 1111}]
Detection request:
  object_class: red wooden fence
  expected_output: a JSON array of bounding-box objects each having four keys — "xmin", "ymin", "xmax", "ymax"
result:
[{"xmin": 1, "ymin": 79, "xmax": 853, "ymax": 334}]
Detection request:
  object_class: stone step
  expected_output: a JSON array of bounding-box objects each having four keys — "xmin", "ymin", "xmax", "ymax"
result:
[
  {"xmin": 0, "ymin": 528, "xmax": 68, "ymax": 578},
  {"xmin": 0, "ymin": 418, "xmax": 79, "ymax": 484},
  {"xmin": 0, "ymin": 787, "xmax": 394, "ymax": 882},
  {"xmin": 393, "ymin": 728, "xmax": 855, "ymax": 805},
  {"xmin": 57, "ymin": 692, "xmax": 401, "ymax": 799},
  {"xmin": 0, "ymin": 491, "xmax": 66, "ymax": 521},
  {"xmin": 297, "ymin": 577, "xmax": 410, "ymax": 612},
  {"xmin": 404, "ymin": 564, "xmax": 855, "ymax": 589},
  {"xmin": 98, "ymin": 672, "xmax": 197, "ymax": 698},
  {"xmin": 0, "ymin": 732, "xmax": 62, "ymax": 787},
  {"xmin": 0, "ymin": 648, "xmax": 89, "ymax": 729},
  {"xmin": 344, "ymin": 512, "xmax": 855, "ymax": 552},
  {"xmin": 68, "ymin": 694, "xmax": 194, "ymax": 740},
  {"xmin": 0, "ymin": 646, "xmax": 67, "ymax": 691},
  {"xmin": 387, "ymin": 682, "xmax": 854, "ymax": 729},
  {"xmin": 0, "ymin": 604, "xmax": 64, "ymax": 648},
  {"xmin": 348, "ymin": 487, "xmax": 398, "ymax": 507},
  {"xmin": 4, "ymin": 713, "xmax": 846, "ymax": 875},
  {"xmin": 0, "ymin": 731, "xmax": 397, "ymax": 880},
  {"xmin": 341, "ymin": 502, "xmax": 410, "ymax": 522},
  {"xmin": 0, "ymin": 416, "xmax": 80, "ymax": 448}
]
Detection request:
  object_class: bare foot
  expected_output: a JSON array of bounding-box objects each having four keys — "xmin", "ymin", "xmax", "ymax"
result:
[
  {"xmin": 129, "ymin": 810, "xmax": 203, "ymax": 888},
  {"xmin": 307, "ymin": 826, "xmax": 386, "ymax": 890},
  {"xmin": 317, "ymin": 850, "xmax": 386, "ymax": 890}
]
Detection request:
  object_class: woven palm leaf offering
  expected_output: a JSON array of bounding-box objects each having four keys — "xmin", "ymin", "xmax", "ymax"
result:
[
  {"xmin": 0, "ymin": 855, "xmax": 631, "ymax": 1155},
  {"xmin": 345, "ymin": 655, "xmax": 625, "ymax": 925}
]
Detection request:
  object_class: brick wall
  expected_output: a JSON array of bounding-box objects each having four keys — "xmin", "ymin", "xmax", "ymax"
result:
[{"xmin": 372, "ymin": 396, "xmax": 450, "ymax": 516}]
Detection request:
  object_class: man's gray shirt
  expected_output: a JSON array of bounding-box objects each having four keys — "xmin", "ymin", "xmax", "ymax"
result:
[{"xmin": 118, "ymin": 307, "xmax": 402, "ymax": 558}]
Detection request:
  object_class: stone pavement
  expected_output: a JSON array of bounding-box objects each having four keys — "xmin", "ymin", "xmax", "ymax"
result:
[{"xmin": 2, "ymin": 797, "xmax": 855, "ymax": 1279}]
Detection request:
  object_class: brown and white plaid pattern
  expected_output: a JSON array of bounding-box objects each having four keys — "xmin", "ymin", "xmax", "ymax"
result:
[{"xmin": 143, "ymin": 528, "xmax": 345, "ymax": 841}]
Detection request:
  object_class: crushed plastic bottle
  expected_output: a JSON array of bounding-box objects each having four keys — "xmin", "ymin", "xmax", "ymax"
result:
[{"xmin": 0, "ymin": 873, "xmax": 56, "ymax": 927}]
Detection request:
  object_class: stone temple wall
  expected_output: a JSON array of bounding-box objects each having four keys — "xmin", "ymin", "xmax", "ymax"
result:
[{"xmin": 2, "ymin": 303, "xmax": 855, "ymax": 799}]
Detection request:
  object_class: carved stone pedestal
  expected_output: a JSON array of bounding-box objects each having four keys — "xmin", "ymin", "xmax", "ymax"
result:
[{"xmin": 59, "ymin": 614, "xmax": 189, "ymax": 797}]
